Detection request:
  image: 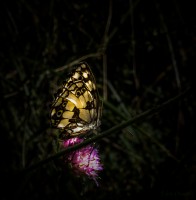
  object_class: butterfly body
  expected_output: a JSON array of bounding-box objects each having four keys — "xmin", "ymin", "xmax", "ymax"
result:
[{"xmin": 50, "ymin": 62, "xmax": 101, "ymax": 137}]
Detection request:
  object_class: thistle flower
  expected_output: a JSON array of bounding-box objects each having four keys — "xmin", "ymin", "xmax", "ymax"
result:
[{"xmin": 63, "ymin": 137, "xmax": 103, "ymax": 185}]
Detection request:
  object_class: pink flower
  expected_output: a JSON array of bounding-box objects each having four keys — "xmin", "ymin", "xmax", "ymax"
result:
[
  {"xmin": 63, "ymin": 138, "xmax": 103, "ymax": 185},
  {"xmin": 63, "ymin": 137, "xmax": 83, "ymax": 147}
]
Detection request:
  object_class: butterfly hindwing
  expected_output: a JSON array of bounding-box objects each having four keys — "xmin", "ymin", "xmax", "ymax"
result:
[{"xmin": 50, "ymin": 62, "xmax": 101, "ymax": 137}]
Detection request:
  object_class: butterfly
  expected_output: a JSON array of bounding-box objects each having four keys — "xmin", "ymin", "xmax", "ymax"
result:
[{"xmin": 50, "ymin": 62, "xmax": 101, "ymax": 137}]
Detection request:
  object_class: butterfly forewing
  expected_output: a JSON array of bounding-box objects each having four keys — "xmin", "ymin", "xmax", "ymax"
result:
[{"xmin": 50, "ymin": 62, "xmax": 101, "ymax": 137}]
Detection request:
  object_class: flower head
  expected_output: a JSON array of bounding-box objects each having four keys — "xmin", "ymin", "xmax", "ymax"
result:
[
  {"xmin": 63, "ymin": 137, "xmax": 83, "ymax": 147},
  {"xmin": 63, "ymin": 137, "xmax": 103, "ymax": 185}
]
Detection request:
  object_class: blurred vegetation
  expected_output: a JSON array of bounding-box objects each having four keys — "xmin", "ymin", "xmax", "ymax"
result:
[{"xmin": 1, "ymin": 0, "xmax": 196, "ymax": 199}]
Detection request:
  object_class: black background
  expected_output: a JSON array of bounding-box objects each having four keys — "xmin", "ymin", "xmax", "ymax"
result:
[{"xmin": 1, "ymin": 1, "xmax": 196, "ymax": 199}]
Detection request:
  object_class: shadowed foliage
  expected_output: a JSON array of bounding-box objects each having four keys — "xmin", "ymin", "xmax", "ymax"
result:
[{"xmin": 1, "ymin": 1, "xmax": 196, "ymax": 199}]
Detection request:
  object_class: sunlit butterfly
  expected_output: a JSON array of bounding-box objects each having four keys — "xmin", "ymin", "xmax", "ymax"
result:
[{"xmin": 50, "ymin": 62, "xmax": 101, "ymax": 137}]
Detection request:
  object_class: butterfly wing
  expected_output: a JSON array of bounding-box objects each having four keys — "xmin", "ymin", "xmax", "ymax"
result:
[{"xmin": 50, "ymin": 62, "xmax": 100, "ymax": 137}]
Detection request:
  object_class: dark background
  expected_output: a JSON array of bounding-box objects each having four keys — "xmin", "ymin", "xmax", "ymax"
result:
[{"xmin": 1, "ymin": 0, "xmax": 196, "ymax": 199}]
